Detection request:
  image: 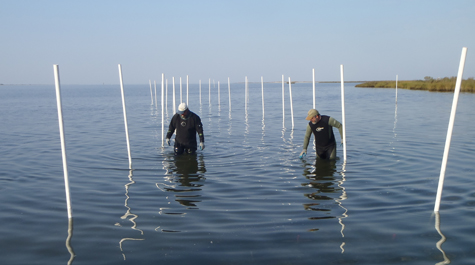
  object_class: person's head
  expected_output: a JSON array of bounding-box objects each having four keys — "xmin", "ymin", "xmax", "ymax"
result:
[
  {"xmin": 305, "ymin": 109, "xmax": 320, "ymax": 123},
  {"xmin": 177, "ymin": 102, "xmax": 189, "ymax": 117}
]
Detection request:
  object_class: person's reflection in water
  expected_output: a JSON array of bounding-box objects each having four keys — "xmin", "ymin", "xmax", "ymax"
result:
[
  {"xmin": 164, "ymin": 153, "xmax": 206, "ymax": 209},
  {"xmin": 302, "ymin": 158, "xmax": 338, "ymax": 231}
]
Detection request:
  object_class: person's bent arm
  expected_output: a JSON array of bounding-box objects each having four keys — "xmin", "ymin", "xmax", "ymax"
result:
[{"xmin": 329, "ymin": 117, "xmax": 343, "ymax": 142}]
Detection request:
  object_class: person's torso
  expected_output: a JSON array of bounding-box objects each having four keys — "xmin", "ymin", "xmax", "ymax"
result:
[
  {"xmin": 173, "ymin": 112, "xmax": 199, "ymax": 145},
  {"xmin": 309, "ymin": 115, "xmax": 335, "ymax": 148}
]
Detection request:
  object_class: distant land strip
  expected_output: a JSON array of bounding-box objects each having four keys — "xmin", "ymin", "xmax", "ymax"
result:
[{"xmin": 356, "ymin": 76, "xmax": 475, "ymax": 93}]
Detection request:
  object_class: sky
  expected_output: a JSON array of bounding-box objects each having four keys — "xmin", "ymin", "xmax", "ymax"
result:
[{"xmin": 1, "ymin": 0, "xmax": 474, "ymax": 84}]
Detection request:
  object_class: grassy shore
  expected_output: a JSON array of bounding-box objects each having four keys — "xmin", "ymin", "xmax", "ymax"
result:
[{"xmin": 355, "ymin": 77, "xmax": 475, "ymax": 93}]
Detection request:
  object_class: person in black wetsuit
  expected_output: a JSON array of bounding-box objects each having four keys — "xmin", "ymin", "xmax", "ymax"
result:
[
  {"xmin": 300, "ymin": 109, "xmax": 343, "ymax": 160},
  {"xmin": 166, "ymin": 103, "xmax": 205, "ymax": 155}
]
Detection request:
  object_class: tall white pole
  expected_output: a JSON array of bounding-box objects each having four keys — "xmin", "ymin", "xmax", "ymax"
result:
[
  {"xmin": 395, "ymin": 75, "xmax": 398, "ymax": 105},
  {"xmin": 282, "ymin": 75, "xmax": 285, "ymax": 128},
  {"xmin": 186, "ymin": 75, "xmax": 189, "ymax": 105},
  {"xmin": 340, "ymin": 65, "xmax": 347, "ymax": 161},
  {"xmin": 161, "ymin": 73, "xmax": 165, "ymax": 147},
  {"xmin": 434, "ymin": 47, "xmax": 468, "ymax": 212},
  {"xmin": 312, "ymin": 68, "xmax": 316, "ymax": 109},
  {"xmin": 53, "ymin": 64, "xmax": 73, "ymax": 219},
  {"xmin": 118, "ymin": 64, "xmax": 132, "ymax": 169},
  {"xmin": 209, "ymin": 78, "xmax": 211, "ymax": 106},
  {"xmin": 288, "ymin": 77, "xmax": 294, "ymax": 129},
  {"xmin": 173, "ymin": 77, "xmax": 176, "ymax": 114},
  {"xmin": 149, "ymin": 80, "xmax": 153, "ymax": 105},
  {"xmin": 228, "ymin": 77, "xmax": 231, "ymax": 112},
  {"xmin": 261, "ymin": 76, "xmax": 265, "ymax": 118},
  {"xmin": 180, "ymin": 77, "xmax": 183, "ymax": 104}
]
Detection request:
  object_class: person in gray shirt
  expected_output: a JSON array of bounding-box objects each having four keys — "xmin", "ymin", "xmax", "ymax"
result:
[{"xmin": 300, "ymin": 109, "xmax": 342, "ymax": 160}]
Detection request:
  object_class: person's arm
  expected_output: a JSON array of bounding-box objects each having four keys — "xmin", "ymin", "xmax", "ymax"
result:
[
  {"xmin": 196, "ymin": 116, "xmax": 204, "ymax": 143},
  {"xmin": 302, "ymin": 124, "xmax": 312, "ymax": 150},
  {"xmin": 166, "ymin": 115, "xmax": 177, "ymax": 140},
  {"xmin": 329, "ymin": 117, "xmax": 343, "ymax": 142}
]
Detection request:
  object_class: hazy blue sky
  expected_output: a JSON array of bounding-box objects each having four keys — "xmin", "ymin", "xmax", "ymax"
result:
[{"xmin": 1, "ymin": 0, "xmax": 474, "ymax": 84}]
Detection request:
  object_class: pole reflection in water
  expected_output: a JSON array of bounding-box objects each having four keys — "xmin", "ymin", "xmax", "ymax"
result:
[
  {"xmin": 302, "ymin": 158, "xmax": 347, "ymax": 252},
  {"xmin": 66, "ymin": 218, "xmax": 75, "ymax": 265},
  {"xmin": 435, "ymin": 212, "xmax": 450, "ymax": 265},
  {"xmin": 118, "ymin": 170, "xmax": 144, "ymax": 260},
  {"xmin": 156, "ymin": 153, "xmax": 206, "ymax": 232},
  {"xmin": 336, "ymin": 162, "xmax": 348, "ymax": 253}
]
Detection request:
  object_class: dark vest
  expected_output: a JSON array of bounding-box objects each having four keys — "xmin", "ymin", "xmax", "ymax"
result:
[{"xmin": 309, "ymin": 115, "xmax": 335, "ymax": 148}]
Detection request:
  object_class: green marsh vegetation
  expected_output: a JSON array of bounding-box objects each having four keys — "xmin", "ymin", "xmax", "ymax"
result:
[{"xmin": 356, "ymin": 76, "xmax": 475, "ymax": 92}]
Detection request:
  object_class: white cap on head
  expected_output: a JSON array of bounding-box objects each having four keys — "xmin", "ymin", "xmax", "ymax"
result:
[{"xmin": 177, "ymin": 102, "xmax": 188, "ymax": 114}]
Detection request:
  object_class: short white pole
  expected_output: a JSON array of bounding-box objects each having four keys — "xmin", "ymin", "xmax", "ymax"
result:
[
  {"xmin": 434, "ymin": 47, "xmax": 468, "ymax": 212},
  {"xmin": 154, "ymin": 80, "xmax": 157, "ymax": 109},
  {"xmin": 186, "ymin": 75, "xmax": 189, "ymax": 105},
  {"xmin": 165, "ymin": 79, "xmax": 168, "ymax": 115},
  {"xmin": 53, "ymin": 64, "xmax": 73, "ymax": 219},
  {"xmin": 340, "ymin": 65, "xmax": 347, "ymax": 161},
  {"xmin": 209, "ymin": 78, "xmax": 211, "ymax": 106},
  {"xmin": 245, "ymin": 76, "xmax": 248, "ymax": 110},
  {"xmin": 228, "ymin": 77, "xmax": 231, "ymax": 112},
  {"xmin": 180, "ymin": 77, "xmax": 183, "ymax": 104},
  {"xmin": 261, "ymin": 76, "xmax": 265, "ymax": 118},
  {"xmin": 161, "ymin": 73, "xmax": 165, "ymax": 147},
  {"xmin": 282, "ymin": 75, "xmax": 285, "ymax": 128},
  {"xmin": 396, "ymin": 75, "xmax": 398, "ymax": 105},
  {"xmin": 218, "ymin": 81, "xmax": 221, "ymax": 111},
  {"xmin": 172, "ymin": 77, "xmax": 176, "ymax": 114},
  {"xmin": 199, "ymin": 80, "xmax": 202, "ymax": 105},
  {"xmin": 149, "ymin": 80, "xmax": 153, "ymax": 105},
  {"xmin": 288, "ymin": 77, "xmax": 294, "ymax": 129},
  {"xmin": 312, "ymin": 68, "xmax": 316, "ymax": 109},
  {"xmin": 118, "ymin": 64, "xmax": 132, "ymax": 169}
]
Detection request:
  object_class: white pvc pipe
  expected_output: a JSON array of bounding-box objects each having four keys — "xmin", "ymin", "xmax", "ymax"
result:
[
  {"xmin": 154, "ymin": 80, "xmax": 157, "ymax": 109},
  {"xmin": 161, "ymin": 73, "xmax": 165, "ymax": 147},
  {"xmin": 172, "ymin": 77, "xmax": 176, "ymax": 114},
  {"xmin": 396, "ymin": 75, "xmax": 398, "ymax": 105},
  {"xmin": 186, "ymin": 75, "xmax": 189, "ymax": 105},
  {"xmin": 282, "ymin": 75, "xmax": 285, "ymax": 128},
  {"xmin": 228, "ymin": 77, "xmax": 231, "ymax": 112},
  {"xmin": 180, "ymin": 77, "xmax": 183, "ymax": 104},
  {"xmin": 118, "ymin": 64, "xmax": 132, "ymax": 169},
  {"xmin": 53, "ymin": 64, "xmax": 73, "ymax": 219},
  {"xmin": 209, "ymin": 78, "xmax": 211, "ymax": 106},
  {"xmin": 199, "ymin": 80, "xmax": 202, "ymax": 105},
  {"xmin": 165, "ymin": 79, "xmax": 168, "ymax": 115},
  {"xmin": 288, "ymin": 77, "xmax": 294, "ymax": 129},
  {"xmin": 149, "ymin": 80, "xmax": 153, "ymax": 105},
  {"xmin": 312, "ymin": 68, "xmax": 316, "ymax": 109},
  {"xmin": 434, "ymin": 47, "xmax": 468, "ymax": 212},
  {"xmin": 245, "ymin": 76, "xmax": 248, "ymax": 110},
  {"xmin": 261, "ymin": 76, "xmax": 265, "ymax": 118},
  {"xmin": 218, "ymin": 81, "xmax": 221, "ymax": 109},
  {"xmin": 340, "ymin": 65, "xmax": 347, "ymax": 161}
]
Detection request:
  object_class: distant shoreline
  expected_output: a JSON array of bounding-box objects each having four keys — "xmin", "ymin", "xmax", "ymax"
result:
[{"xmin": 356, "ymin": 77, "xmax": 475, "ymax": 93}]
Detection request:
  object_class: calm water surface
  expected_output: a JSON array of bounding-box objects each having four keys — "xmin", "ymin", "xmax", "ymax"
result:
[{"xmin": 0, "ymin": 82, "xmax": 474, "ymax": 264}]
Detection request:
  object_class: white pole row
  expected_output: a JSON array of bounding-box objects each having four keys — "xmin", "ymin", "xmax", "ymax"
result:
[
  {"xmin": 161, "ymin": 73, "xmax": 165, "ymax": 147},
  {"xmin": 118, "ymin": 64, "xmax": 132, "ymax": 170},
  {"xmin": 312, "ymin": 68, "xmax": 316, "ymax": 109},
  {"xmin": 434, "ymin": 47, "xmax": 468, "ymax": 212},
  {"xmin": 53, "ymin": 64, "xmax": 73, "ymax": 219},
  {"xmin": 228, "ymin": 77, "xmax": 231, "ymax": 112},
  {"xmin": 261, "ymin": 76, "xmax": 265, "ymax": 118},
  {"xmin": 340, "ymin": 65, "xmax": 347, "ymax": 162},
  {"xmin": 282, "ymin": 75, "xmax": 285, "ymax": 128},
  {"xmin": 288, "ymin": 77, "xmax": 294, "ymax": 129}
]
